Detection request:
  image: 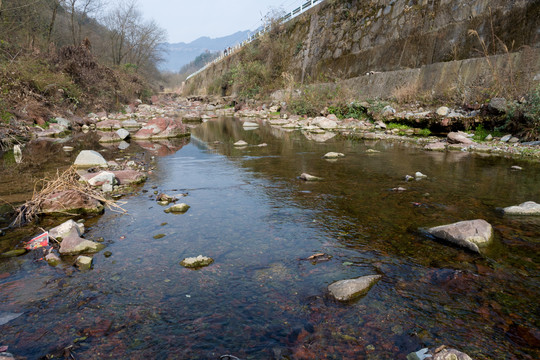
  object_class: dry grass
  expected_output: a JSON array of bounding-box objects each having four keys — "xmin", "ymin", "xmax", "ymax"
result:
[
  {"xmin": 12, "ymin": 166, "xmax": 125, "ymax": 227},
  {"xmin": 392, "ymin": 81, "xmax": 420, "ymax": 104}
]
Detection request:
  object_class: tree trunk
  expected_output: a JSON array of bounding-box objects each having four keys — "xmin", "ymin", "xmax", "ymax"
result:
[{"xmin": 47, "ymin": 3, "xmax": 59, "ymax": 44}]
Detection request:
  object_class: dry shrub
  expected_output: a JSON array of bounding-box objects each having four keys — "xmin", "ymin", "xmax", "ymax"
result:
[
  {"xmin": 392, "ymin": 82, "xmax": 420, "ymax": 104},
  {"xmin": 13, "ymin": 167, "xmax": 125, "ymax": 227}
]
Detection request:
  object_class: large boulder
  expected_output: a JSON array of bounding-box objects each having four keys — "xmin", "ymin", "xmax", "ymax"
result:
[
  {"xmin": 328, "ymin": 275, "xmax": 382, "ymax": 301},
  {"xmin": 40, "ymin": 190, "xmax": 104, "ymax": 215},
  {"xmin": 59, "ymin": 229, "xmax": 103, "ymax": 255},
  {"xmin": 447, "ymin": 132, "xmax": 473, "ymax": 145},
  {"xmin": 311, "ymin": 116, "xmax": 338, "ymax": 130},
  {"xmin": 133, "ymin": 118, "xmax": 188, "ymax": 140},
  {"xmin": 502, "ymin": 201, "xmax": 540, "ymax": 215},
  {"xmin": 427, "ymin": 219, "xmax": 493, "ymax": 253},
  {"xmin": 98, "ymin": 132, "xmax": 123, "ymax": 143},
  {"xmin": 74, "ymin": 150, "xmax": 107, "ymax": 168}
]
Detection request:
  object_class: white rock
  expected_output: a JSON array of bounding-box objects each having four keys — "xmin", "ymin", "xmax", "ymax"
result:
[
  {"xmin": 116, "ymin": 128, "xmax": 130, "ymax": 140},
  {"xmin": 500, "ymin": 134, "xmax": 512, "ymax": 142},
  {"xmin": 243, "ymin": 121, "xmax": 259, "ymax": 128},
  {"xmin": 436, "ymin": 106, "xmax": 450, "ymax": 116},
  {"xmin": 328, "ymin": 275, "xmax": 382, "ymax": 301},
  {"xmin": 323, "ymin": 152, "xmax": 345, "ymax": 159},
  {"xmin": 502, "ymin": 201, "xmax": 540, "ymax": 216},
  {"xmin": 74, "ymin": 150, "xmax": 107, "ymax": 168},
  {"xmin": 49, "ymin": 220, "xmax": 84, "ymax": 240},
  {"xmin": 234, "ymin": 140, "xmax": 248, "ymax": 147},
  {"xmin": 180, "ymin": 255, "xmax": 214, "ymax": 268},
  {"xmin": 415, "ymin": 172, "xmax": 427, "ymax": 179},
  {"xmin": 427, "ymin": 219, "xmax": 493, "ymax": 253},
  {"xmin": 300, "ymin": 173, "xmax": 322, "ymax": 181},
  {"xmin": 88, "ymin": 171, "xmax": 116, "ymax": 186}
]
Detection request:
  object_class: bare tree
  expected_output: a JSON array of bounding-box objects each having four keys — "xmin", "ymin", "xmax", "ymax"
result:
[
  {"xmin": 65, "ymin": 0, "xmax": 101, "ymax": 45},
  {"xmin": 104, "ymin": 0, "xmax": 166, "ymax": 71}
]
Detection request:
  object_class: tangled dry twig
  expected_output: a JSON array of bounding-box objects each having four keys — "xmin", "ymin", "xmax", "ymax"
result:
[{"xmin": 12, "ymin": 166, "xmax": 125, "ymax": 227}]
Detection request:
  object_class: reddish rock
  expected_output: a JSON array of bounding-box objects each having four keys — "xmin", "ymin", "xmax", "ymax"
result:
[
  {"xmin": 40, "ymin": 190, "xmax": 104, "ymax": 215},
  {"xmin": 447, "ymin": 131, "xmax": 474, "ymax": 145},
  {"xmin": 98, "ymin": 131, "xmax": 122, "ymax": 143},
  {"xmin": 133, "ymin": 118, "xmax": 188, "ymax": 140},
  {"xmin": 112, "ymin": 170, "xmax": 147, "ymax": 185}
]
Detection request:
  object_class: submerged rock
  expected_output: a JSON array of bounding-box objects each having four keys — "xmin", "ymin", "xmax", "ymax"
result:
[
  {"xmin": 502, "ymin": 201, "xmax": 540, "ymax": 216},
  {"xmin": 74, "ymin": 150, "xmax": 107, "ymax": 168},
  {"xmin": 328, "ymin": 275, "xmax": 382, "ymax": 301},
  {"xmin": 75, "ymin": 256, "xmax": 93, "ymax": 270},
  {"xmin": 407, "ymin": 346, "xmax": 473, "ymax": 360},
  {"xmin": 164, "ymin": 203, "xmax": 190, "ymax": 213},
  {"xmin": 59, "ymin": 229, "xmax": 104, "ymax": 255},
  {"xmin": 427, "ymin": 219, "xmax": 493, "ymax": 253},
  {"xmin": 0, "ymin": 249, "xmax": 27, "ymax": 258},
  {"xmin": 180, "ymin": 255, "xmax": 214, "ymax": 269},
  {"xmin": 300, "ymin": 173, "xmax": 322, "ymax": 181},
  {"xmin": 323, "ymin": 152, "xmax": 345, "ymax": 159}
]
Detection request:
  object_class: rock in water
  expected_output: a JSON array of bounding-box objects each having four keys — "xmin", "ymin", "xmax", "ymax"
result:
[
  {"xmin": 407, "ymin": 346, "xmax": 473, "ymax": 360},
  {"xmin": 323, "ymin": 152, "xmax": 345, "ymax": 159},
  {"xmin": 49, "ymin": 219, "xmax": 84, "ymax": 240},
  {"xmin": 45, "ymin": 252, "xmax": 61, "ymax": 266},
  {"xmin": 59, "ymin": 229, "xmax": 104, "ymax": 255},
  {"xmin": 328, "ymin": 275, "xmax": 382, "ymax": 301},
  {"xmin": 234, "ymin": 140, "xmax": 248, "ymax": 147},
  {"xmin": 427, "ymin": 219, "xmax": 493, "ymax": 253},
  {"xmin": 180, "ymin": 255, "xmax": 214, "ymax": 269},
  {"xmin": 502, "ymin": 201, "xmax": 540, "ymax": 216},
  {"xmin": 75, "ymin": 256, "xmax": 93, "ymax": 270},
  {"xmin": 116, "ymin": 128, "xmax": 130, "ymax": 140},
  {"xmin": 164, "ymin": 203, "xmax": 190, "ymax": 213},
  {"xmin": 447, "ymin": 131, "xmax": 473, "ymax": 145},
  {"xmin": 74, "ymin": 150, "xmax": 108, "ymax": 168},
  {"xmin": 311, "ymin": 117, "xmax": 338, "ymax": 130},
  {"xmin": 0, "ymin": 311, "xmax": 23, "ymax": 326},
  {"xmin": 300, "ymin": 173, "xmax": 322, "ymax": 181}
]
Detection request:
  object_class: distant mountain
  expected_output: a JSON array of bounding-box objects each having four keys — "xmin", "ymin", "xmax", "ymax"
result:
[{"xmin": 159, "ymin": 30, "xmax": 252, "ymax": 72}]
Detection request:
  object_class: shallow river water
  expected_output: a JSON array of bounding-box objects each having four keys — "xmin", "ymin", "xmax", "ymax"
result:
[{"xmin": 1, "ymin": 118, "xmax": 539, "ymax": 359}]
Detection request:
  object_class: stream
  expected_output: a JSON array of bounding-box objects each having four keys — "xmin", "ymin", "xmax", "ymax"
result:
[{"xmin": 1, "ymin": 118, "xmax": 539, "ymax": 359}]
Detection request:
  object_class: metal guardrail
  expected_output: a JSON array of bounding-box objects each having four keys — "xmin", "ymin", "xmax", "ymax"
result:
[{"xmin": 186, "ymin": 0, "xmax": 323, "ymax": 81}]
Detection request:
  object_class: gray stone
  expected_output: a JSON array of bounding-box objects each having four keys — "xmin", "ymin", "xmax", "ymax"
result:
[
  {"xmin": 328, "ymin": 275, "xmax": 382, "ymax": 301},
  {"xmin": 510, "ymin": 165, "xmax": 523, "ymax": 170},
  {"xmin": 500, "ymin": 134, "xmax": 512, "ymax": 142},
  {"xmin": 234, "ymin": 140, "xmax": 248, "ymax": 147},
  {"xmin": 59, "ymin": 229, "xmax": 104, "ymax": 255},
  {"xmin": 55, "ymin": 117, "xmax": 71, "ymax": 129},
  {"xmin": 323, "ymin": 152, "xmax": 345, "ymax": 159},
  {"xmin": 300, "ymin": 173, "xmax": 322, "ymax": 181},
  {"xmin": 49, "ymin": 219, "xmax": 84, "ymax": 240},
  {"xmin": 116, "ymin": 128, "xmax": 130, "ymax": 140},
  {"xmin": 375, "ymin": 120, "xmax": 387, "ymax": 129},
  {"xmin": 427, "ymin": 219, "xmax": 493, "ymax": 253},
  {"xmin": 509, "ymin": 137, "xmax": 520, "ymax": 143},
  {"xmin": 75, "ymin": 256, "xmax": 93, "ymax": 270},
  {"xmin": 407, "ymin": 347, "xmax": 473, "ymax": 360},
  {"xmin": 243, "ymin": 121, "xmax": 259, "ymax": 128},
  {"xmin": 118, "ymin": 141, "xmax": 130, "ymax": 150},
  {"xmin": 485, "ymin": 134, "xmax": 493, "ymax": 141},
  {"xmin": 63, "ymin": 146, "xmax": 74, "ymax": 152},
  {"xmin": 311, "ymin": 116, "xmax": 338, "ymax": 130},
  {"xmin": 415, "ymin": 172, "xmax": 427, "ymax": 179},
  {"xmin": 180, "ymin": 255, "xmax": 214, "ymax": 268},
  {"xmin": 502, "ymin": 201, "xmax": 540, "ymax": 215},
  {"xmin": 436, "ymin": 106, "xmax": 450, "ymax": 116},
  {"xmin": 102, "ymin": 183, "xmax": 113, "ymax": 192},
  {"xmin": 74, "ymin": 150, "xmax": 107, "ymax": 168},
  {"xmin": 0, "ymin": 311, "xmax": 23, "ymax": 326},
  {"xmin": 45, "ymin": 252, "xmax": 61, "ymax": 266},
  {"xmin": 164, "ymin": 203, "xmax": 190, "ymax": 213}
]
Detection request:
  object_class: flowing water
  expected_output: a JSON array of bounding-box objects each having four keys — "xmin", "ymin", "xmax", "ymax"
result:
[{"xmin": 1, "ymin": 118, "xmax": 539, "ymax": 359}]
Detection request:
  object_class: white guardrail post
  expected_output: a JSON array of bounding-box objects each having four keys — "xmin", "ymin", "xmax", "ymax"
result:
[{"xmin": 186, "ymin": 0, "xmax": 322, "ymax": 81}]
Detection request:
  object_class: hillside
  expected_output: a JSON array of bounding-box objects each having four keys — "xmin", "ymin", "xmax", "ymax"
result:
[{"xmin": 159, "ymin": 30, "xmax": 251, "ymax": 72}]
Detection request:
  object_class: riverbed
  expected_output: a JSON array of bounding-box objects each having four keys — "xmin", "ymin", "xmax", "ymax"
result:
[{"xmin": 1, "ymin": 118, "xmax": 539, "ymax": 359}]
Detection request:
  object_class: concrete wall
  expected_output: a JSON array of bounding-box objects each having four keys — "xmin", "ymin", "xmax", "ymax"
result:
[{"xmin": 185, "ymin": 0, "xmax": 540, "ymax": 97}]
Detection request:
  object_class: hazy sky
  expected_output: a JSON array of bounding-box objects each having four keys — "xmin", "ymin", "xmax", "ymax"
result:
[{"xmin": 136, "ymin": 0, "xmax": 308, "ymax": 43}]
